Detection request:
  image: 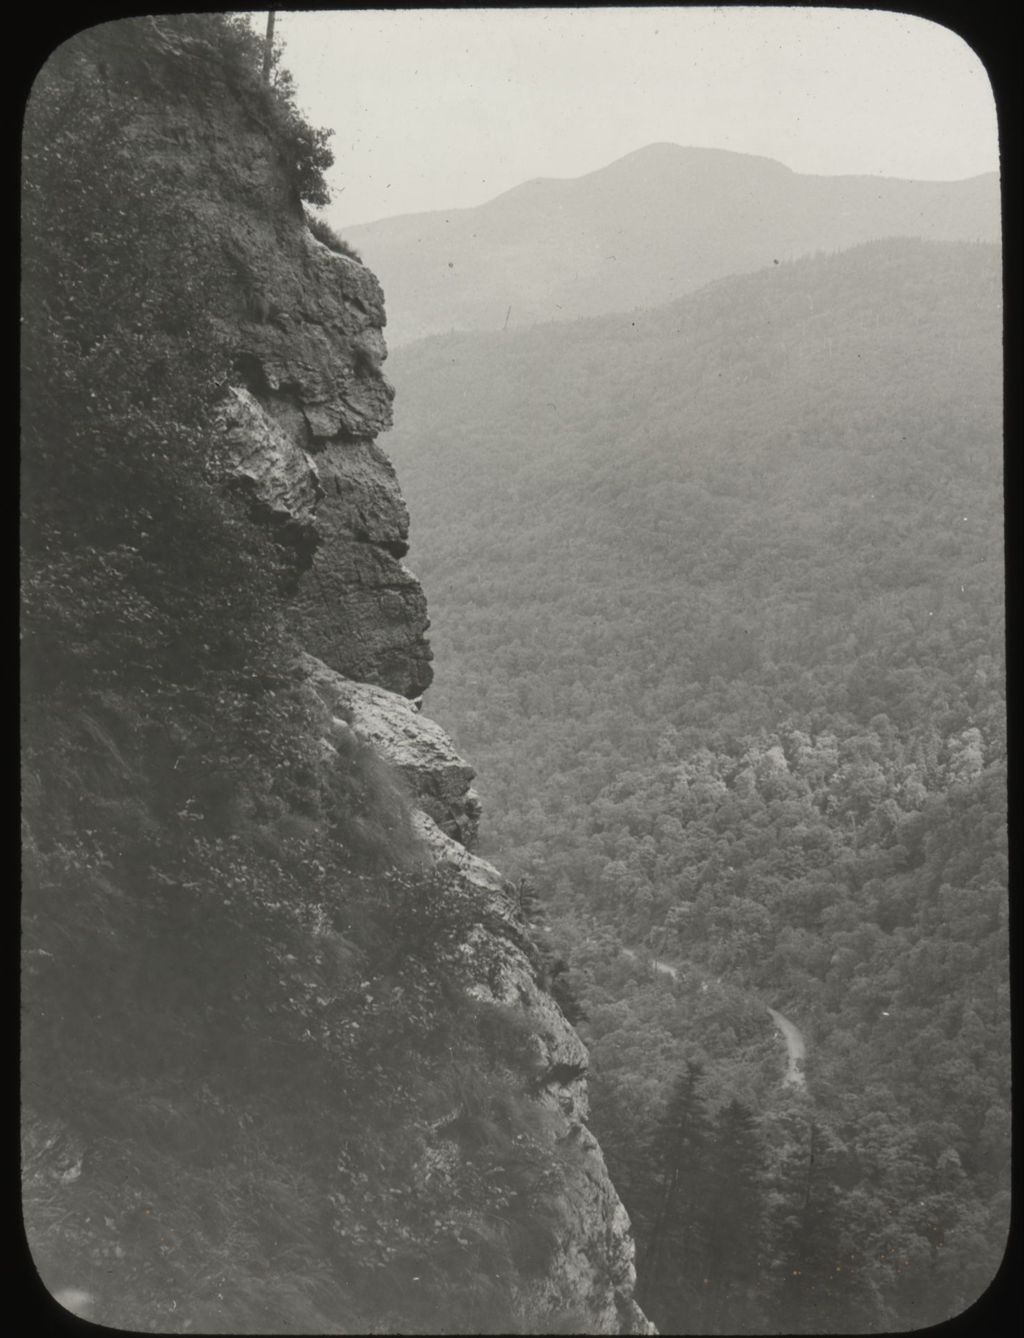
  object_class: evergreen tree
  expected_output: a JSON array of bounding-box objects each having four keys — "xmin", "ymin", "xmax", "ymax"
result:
[
  {"xmin": 638, "ymin": 1062, "xmax": 714, "ymax": 1332},
  {"xmin": 701, "ymin": 1098, "xmax": 765, "ymax": 1331},
  {"xmin": 771, "ymin": 1120, "xmax": 883, "ymax": 1332},
  {"xmin": 587, "ymin": 1070, "xmax": 660, "ymax": 1254}
]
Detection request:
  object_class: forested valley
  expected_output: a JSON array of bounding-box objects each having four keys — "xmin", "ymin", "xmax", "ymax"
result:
[{"xmin": 385, "ymin": 238, "xmax": 1009, "ymax": 1332}]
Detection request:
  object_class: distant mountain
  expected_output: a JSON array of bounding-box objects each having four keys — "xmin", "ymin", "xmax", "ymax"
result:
[{"xmin": 342, "ymin": 144, "xmax": 1000, "ymax": 346}]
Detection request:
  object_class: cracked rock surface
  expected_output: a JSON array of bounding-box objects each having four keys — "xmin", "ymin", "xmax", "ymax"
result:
[
  {"xmin": 214, "ymin": 386, "xmax": 322, "ymax": 546},
  {"xmin": 161, "ymin": 95, "xmax": 432, "ymax": 697},
  {"xmin": 215, "ymin": 229, "xmax": 432, "ymax": 697}
]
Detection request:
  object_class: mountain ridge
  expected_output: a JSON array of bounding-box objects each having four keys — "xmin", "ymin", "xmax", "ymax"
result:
[
  {"xmin": 356, "ymin": 143, "xmax": 998, "ymax": 226},
  {"xmin": 341, "ymin": 143, "xmax": 999, "ymax": 346}
]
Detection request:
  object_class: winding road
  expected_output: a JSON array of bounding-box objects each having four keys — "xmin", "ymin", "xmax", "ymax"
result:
[
  {"xmin": 621, "ymin": 949, "xmax": 808, "ymax": 1092},
  {"xmin": 765, "ymin": 1006, "xmax": 806, "ymax": 1090}
]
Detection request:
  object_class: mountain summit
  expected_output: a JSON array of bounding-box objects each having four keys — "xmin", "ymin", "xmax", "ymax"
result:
[{"xmin": 342, "ymin": 144, "xmax": 999, "ymax": 345}]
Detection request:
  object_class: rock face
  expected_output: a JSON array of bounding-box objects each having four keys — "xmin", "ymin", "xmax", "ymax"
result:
[
  {"xmin": 302, "ymin": 652, "xmax": 481, "ymax": 845},
  {"xmin": 218, "ymin": 227, "xmax": 433, "ymax": 696},
  {"xmin": 223, "ymin": 227, "xmax": 432, "ymax": 698},
  {"xmin": 148, "ymin": 92, "xmax": 432, "ymax": 697},
  {"xmin": 214, "ymin": 385, "xmax": 323, "ymax": 548},
  {"xmin": 104, "ymin": 53, "xmax": 649, "ymax": 1333},
  {"xmin": 299, "ymin": 655, "xmax": 653, "ymax": 1334},
  {"xmin": 218, "ymin": 221, "xmax": 433, "ymax": 697}
]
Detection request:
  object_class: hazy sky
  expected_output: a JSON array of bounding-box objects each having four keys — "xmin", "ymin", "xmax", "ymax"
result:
[{"xmin": 266, "ymin": 7, "xmax": 999, "ymax": 228}]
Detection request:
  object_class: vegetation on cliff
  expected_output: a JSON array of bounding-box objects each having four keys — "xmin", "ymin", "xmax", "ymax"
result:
[{"xmin": 21, "ymin": 18, "xmax": 615, "ymax": 1333}]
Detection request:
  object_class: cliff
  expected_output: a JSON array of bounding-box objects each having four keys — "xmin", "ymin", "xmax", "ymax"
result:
[
  {"xmin": 300, "ymin": 658, "xmax": 649, "ymax": 1332},
  {"xmin": 142, "ymin": 58, "xmax": 433, "ymax": 699},
  {"xmin": 21, "ymin": 18, "xmax": 650, "ymax": 1333}
]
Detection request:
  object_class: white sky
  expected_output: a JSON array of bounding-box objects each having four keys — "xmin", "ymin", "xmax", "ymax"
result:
[{"xmin": 262, "ymin": 7, "xmax": 999, "ymax": 228}]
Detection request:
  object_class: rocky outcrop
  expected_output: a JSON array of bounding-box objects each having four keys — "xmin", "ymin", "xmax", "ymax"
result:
[
  {"xmin": 146, "ymin": 87, "xmax": 432, "ymax": 697},
  {"xmin": 216, "ymin": 222, "xmax": 432, "ymax": 697},
  {"xmin": 216, "ymin": 226, "xmax": 431, "ymax": 697},
  {"xmin": 214, "ymin": 385, "xmax": 322, "ymax": 548},
  {"xmin": 212, "ymin": 385, "xmax": 429, "ymax": 697},
  {"xmin": 79, "ymin": 42, "xmax": 648, "ymax": 1330},
  {"xmin": 298, "ymin": 653, "xmax": 652, "ymax": 1333},
  {"xmin": 302, "ymin": 652, "xmax": 481, "ymax": 846}
]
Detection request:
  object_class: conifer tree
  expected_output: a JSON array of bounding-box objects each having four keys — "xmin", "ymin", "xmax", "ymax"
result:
[
  {"xmin": 772, "ymin": 1120, "xmax": 883, "ymax": 1332},
  {"xmin": 700, "ymin": 1098, "xmax": 765, "ymax": 1331},
  {"xmin": 638, "ymin": 1062, "xmax": 713, "ymax": 1331}
]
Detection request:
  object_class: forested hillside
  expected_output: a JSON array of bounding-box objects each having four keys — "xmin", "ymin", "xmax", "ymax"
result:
[{"xmin": 385, "ymin": 238, "xmax": 1008, "ymax": 1331}]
